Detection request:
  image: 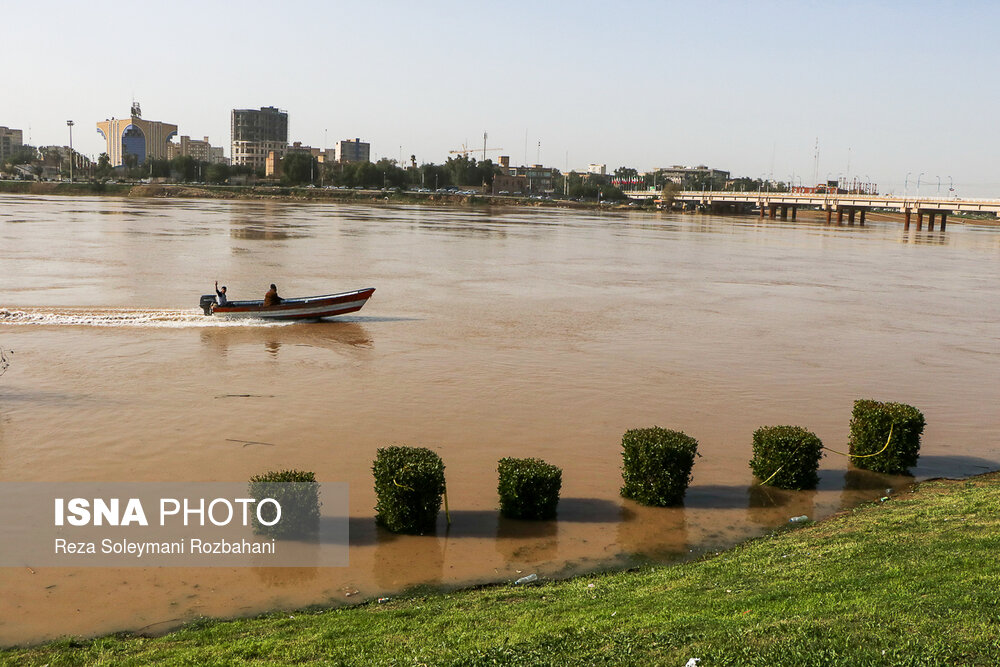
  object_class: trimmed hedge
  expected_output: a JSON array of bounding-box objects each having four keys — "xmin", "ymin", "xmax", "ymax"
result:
[
  {"xmin": 373, "ymin": 446, "xmax": 446, "ymax": 534},
  {"xmin": 848, "ymin": 399, "xmax": 925, "ymax": 474},
  {"xmin": 749, "ymin": 425, "xmax": 825, "ymax": 490},
  {"xmin": 497, "ymin": 457, "xmax": 562, "ymax": 520},
  {"xmin": 248, "ymin": 469, "xmax": 321, "ymax": 538},
  {"xmin": 620, "ymin": 427, "xmax": 699, "ymax": 506}
]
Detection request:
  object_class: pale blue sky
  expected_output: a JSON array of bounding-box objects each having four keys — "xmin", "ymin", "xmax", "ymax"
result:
[{"xmin": 4, "ymin": 0, "xmax": 999, "ymax": 196}]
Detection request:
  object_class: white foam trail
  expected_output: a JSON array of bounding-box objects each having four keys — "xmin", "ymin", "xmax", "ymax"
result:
[{"xmin": 0, "ymin": 308, "xmax": 291, "ymax": 328}]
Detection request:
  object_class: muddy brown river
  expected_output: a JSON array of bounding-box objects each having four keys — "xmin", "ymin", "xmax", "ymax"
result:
[{"xmin": 1, "ymin": 194, "xmax": 998, "ymax": 645}]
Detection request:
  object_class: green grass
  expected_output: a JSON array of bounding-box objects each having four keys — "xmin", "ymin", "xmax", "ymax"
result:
[{"xmin": 5, "ymin": 474, "xmax": 1000, "ymax": 665}]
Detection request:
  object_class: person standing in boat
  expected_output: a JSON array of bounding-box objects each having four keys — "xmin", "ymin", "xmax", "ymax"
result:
[
  {"xmin": 214, "ymin": 281, "xmax": 228, "ymax": 306},
  {"xmin": 263, "ymin": 283, "xmax": 283, "ymax": 307}
]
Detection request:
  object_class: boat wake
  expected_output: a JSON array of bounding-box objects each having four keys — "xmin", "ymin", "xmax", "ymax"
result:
[{"xmin": 0, "ymin": 308, "xmax": 291, "ymax": 329}]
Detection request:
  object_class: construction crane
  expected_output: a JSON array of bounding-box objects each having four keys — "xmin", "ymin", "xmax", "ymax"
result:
[
  {"xmin": 449, "ymin": 144, "xmax": 504, "ymax": 160},
  {"xmin": 450, "ymin": 132, "xmax": 503, "ymax": 161}
]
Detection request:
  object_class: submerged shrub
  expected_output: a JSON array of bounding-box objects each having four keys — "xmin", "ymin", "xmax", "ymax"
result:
[
  {"xmin": 497, "ymin": 457, "xmax": 562, "ymax": 520},
  {"xmin": 749, "ymin": 425, "xmax": 825, "ymax": 490},
  {"xmin": 620, "ymin": 427, "xmax": 698, "ymax": 506},
  {"xmin": 248, "ymin": 469, "xmax": 321, "ymax": 538},
  {"xmin": 848, "ymin": 399, "xmax": 925, "ymax": 474},
  {"xmin": 373, "ymin": 446, "xmax": 446, "ymax": 534}
]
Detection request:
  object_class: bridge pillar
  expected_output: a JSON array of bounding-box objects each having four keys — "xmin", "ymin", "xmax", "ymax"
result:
[
  {"xmin": 825, "ymin": 207, "xmax": 832, "ymax": 224},
  {"xmin": 916, "ymin": 211, "xmax": 923, "ymax": 231},
  {"xmin": 940, "ymin": 212, "xmax": 947, "ymax": 230},
  {"xmin": 848, "ymin": 209, "xmax": 856, "ymax": 225},
  {"xmin": 904, "ymin": 210, "xmax": 911, "ymax": 230},
  {"xmin": 769, "ymin": 204, "xmax": 777, "ymax": 219},
  {"xmin": 837, "ymin": 208, "xmax": 844, "ymax": 224},
  {"xmin": 759, "ymin": 204, "xmax": 765, "ymax": 218},
  {"xmin": 928, "ymin": 212, "xmax": 936, "ymax": 231},
  {"xmin": 859, "ymin": 209, "xmax": 866, "ymax": 225},
  {"xmin": 780, "ymin": 205, "xmax": 788, "ymax": 220},
  {"xmin": 791, "ymin": 206, "xmax": 797, "ymax": 220}
]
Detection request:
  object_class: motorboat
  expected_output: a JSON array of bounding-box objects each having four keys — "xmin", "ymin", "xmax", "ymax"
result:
[{"xmin": 200, "ymin": 288, "xmax": 375, "ymax": 320}]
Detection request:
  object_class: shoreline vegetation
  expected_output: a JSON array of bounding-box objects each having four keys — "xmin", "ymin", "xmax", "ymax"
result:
[
  {"xmin": 4, "ymin": 472, "xmax": 1000, "ymax": 665},
  {"xmin": 2, "ymin": 181, "xmax": 998, "ymax": 222}
]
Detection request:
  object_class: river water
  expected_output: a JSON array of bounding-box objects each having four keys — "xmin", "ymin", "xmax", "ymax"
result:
[{"xmin": 1, "ymin": 194, "xmax": 998, "ymax": 645}]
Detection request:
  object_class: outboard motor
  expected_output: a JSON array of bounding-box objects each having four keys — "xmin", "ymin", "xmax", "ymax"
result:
[{"xmin": 199, "ymin": 294, "xmax": 217, "ymax": 316}]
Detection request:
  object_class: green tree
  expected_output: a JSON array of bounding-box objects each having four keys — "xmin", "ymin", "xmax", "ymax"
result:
[
  {"xmin": 374, "ymin": 158, "xmax": 407, "ymax": 189},
  {"xmin": 343, "ymin": 160, "xmax": 382, "ymax": 188},
  {"xmin": 171, "ymin": 155, "xmax": 197, "ymax": 182},
  {"xmin": 419, "ymin": 163, "xmax": 450, "ymax": 190},
  {"xmin": 445, "ymin": 155, "xmax": 475, "ymax": 186},
  {"xmin": 205, "ymin": 163, "xmax": 230, "ymax": 184},
  {"xmin": 281, "ymin": 151, "xmax": 317, "ymax": 185},
  {"xmin": 147, "ymin": 158, "xmax": 172, "ymax": 179},
  {"xmin": 725, "ymin": 176, "xmax": 764, "ymax": 192},
  {"xmin": 95, "ymin": 153, "xmax": 113, "ymax": 179},
  {"xmin": 660, "ymin": 181, "xmax": 681, "ymax": 206},
  {"xmin": 599, "ymin": 184, "xmax": 626, "ymax": 201}
]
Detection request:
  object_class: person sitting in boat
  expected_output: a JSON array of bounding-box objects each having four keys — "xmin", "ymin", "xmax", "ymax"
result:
[
  {"xmin": 214, "ymin": 281, "xmax": 228, "ymax": 306},
  {"xmin": 263, "ymin": 283, "xmax": 283, "ymax": 307}
]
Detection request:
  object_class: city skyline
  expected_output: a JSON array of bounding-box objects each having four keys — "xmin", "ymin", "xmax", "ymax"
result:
[{"xmin": 3, "ymin": 1, "xmax": 1000, "ymax": 195}]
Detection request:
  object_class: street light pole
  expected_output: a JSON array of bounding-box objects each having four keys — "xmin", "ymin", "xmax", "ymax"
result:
[
  {"xmin": 917, "ymin": 172, "xmax": 924, "ymax": 196},
  {"xmin": 66, "ymin": 120, "xmax": 74, "ymax": 182},
  {"xmin": 905, "ymin": 172, "xmax": 912, "ymax": 197}
]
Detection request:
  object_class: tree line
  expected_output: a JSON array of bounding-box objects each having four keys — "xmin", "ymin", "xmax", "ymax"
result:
[{"xmin": 3, "ymin": 144, "xmax": 783, "ymax": 198}]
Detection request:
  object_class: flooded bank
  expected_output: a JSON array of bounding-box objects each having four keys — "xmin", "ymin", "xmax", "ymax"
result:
[{"xmin": 1, "ymin": 194, "xmax": 998, "ymax": 645}]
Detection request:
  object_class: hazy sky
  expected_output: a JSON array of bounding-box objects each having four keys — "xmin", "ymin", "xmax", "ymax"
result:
[{"xmin": 4, "ymin": 1, "xmax": 999, "ymax": 196}]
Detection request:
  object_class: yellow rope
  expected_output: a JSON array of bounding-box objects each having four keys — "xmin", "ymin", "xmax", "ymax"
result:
[
  {"xmin": 757, "ymin": 465, "xmax": 784, "ymax": 486},
  {"xmin": 393, "ymin": 475, "xmax": 451, "ymax": 526},
  {"xmin": 823, "ymin": 424, "xmax": 894, "ymax": 459},
  {"xmin": 392, "ymin": 478, "xmax": 414, "ymax": 492},
  {"xmin": 443, "ymin": 482, "xmax": 451, "ymax": 526},
  {"xmin": 756, "ymin": 424, "xmax": 895, "ymax": 486}
]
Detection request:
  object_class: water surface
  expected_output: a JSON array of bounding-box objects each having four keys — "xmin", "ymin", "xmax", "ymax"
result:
[{"xmin": 1, "ymin": 194, "xmax": 998, "ymax": 644}]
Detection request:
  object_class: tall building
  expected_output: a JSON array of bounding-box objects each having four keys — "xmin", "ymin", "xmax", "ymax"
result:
[
  {"xmin": 167, "ymin": 136, "xmax": 228, "ymax": 164},
  {"xmin": 96, "ymin": 103, "xmax": 177, "ymax": 167},
  {"xmin": 286, "ymin": 141, "xmax": 334, "ymax": 163},
  {"xmin": 655, "ymin": 165, "xmax": 730, "ymax": 189},
  {"xmin": 507, "ymin": 164, "xmax": 556, "ymax": 193},
  {"xmin": 335, "ymin": 138, "xmax": 370, "ymax": 163},
  {"xmin": 231, "ymin": 106, "xmax": 288, "ymax": 170},
  {"xmin": 265, "ymin": 142, "xmax": 335, "ymax": 177},
  {"xmin": 0, "ymin": 126, "xmax": 24, "ymax": 161}
]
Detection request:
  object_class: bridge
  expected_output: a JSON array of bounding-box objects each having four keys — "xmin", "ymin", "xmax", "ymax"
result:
[{"xmin": 622, "ymin": 190, "xmax": 1000, "ymax": 231}]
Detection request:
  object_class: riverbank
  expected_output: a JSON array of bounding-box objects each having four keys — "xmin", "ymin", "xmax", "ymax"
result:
[
  {"xmin": 4, "ymin": 181, "xmax": 998, "ymax": 223},
  {"xmin": 0, "ymin": 180, "xmax": 606, "ymax": 211},
  {"xmin": 4, "ymin": 472, "xmax": 1000, "ymax": 665}
]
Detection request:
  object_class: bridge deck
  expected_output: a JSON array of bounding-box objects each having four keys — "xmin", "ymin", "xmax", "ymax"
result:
[{"xmin": 624, "ymin": 190, "xmax": 1000, "ymax": 213}]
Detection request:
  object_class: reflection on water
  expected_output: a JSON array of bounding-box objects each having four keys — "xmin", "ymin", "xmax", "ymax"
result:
[
  {"xmin": 496, "ymin": 518, "xmax": 559, "ymax": 564},
  {"xmin": 253, "ymin": 567, "xmax": 319, "ymax": 588},
  {"xmin": 374, "ymin": 531, "xmax": 445, "ymax": 590},
  {"xmin": 618, "ymin": 505, "xmax": 688, "ymax": 560},
  {"xmin": 746, "ymin": 486, "xmax": 818, "ymax": 529},
  {"xmin": 0, "ymin": 194, "xmax": 998, "ymax": 645},
  {"xmin": 198, "ymin": 321, "xmax": 373, "ymax": 358}
]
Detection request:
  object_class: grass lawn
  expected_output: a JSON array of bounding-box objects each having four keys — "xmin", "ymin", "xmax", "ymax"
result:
[{"xmin": 4, "ymin": 473, "xmax": 1000, "ymax": 666}]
